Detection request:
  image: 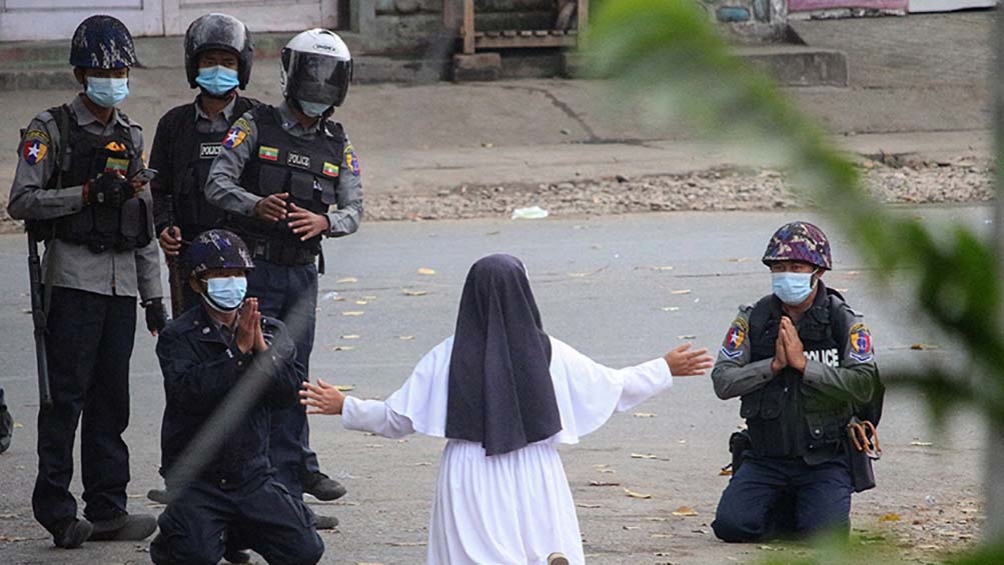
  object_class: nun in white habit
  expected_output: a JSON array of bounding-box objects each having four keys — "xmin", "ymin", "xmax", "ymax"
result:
[{"xmin": 301, "ymin": 254, "xmax": 713, "ymax": 565}]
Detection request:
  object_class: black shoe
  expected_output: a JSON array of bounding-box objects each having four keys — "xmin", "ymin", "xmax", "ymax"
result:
[
  {"xmin": 88, "ymin": 513, "xmax": 158, "ymax": 541},
  {"xmin": 224, "ymin": 548, "xmax": 251, "ymax": 563},
  {"xmin": 147, "ymin": 488, "xmax": 171, "ymax": 504},
  {"xmin": 301, "ymin": 471, "xmax": 347, "ymax": 501},
  {"xmin": 314, "ymin": 514, "xmax": 339, "ymax": 530},
  {"xmin": 0, "ymin": 406, "xmax": 12, "ymax": 454},
  {"xmin": 52, "ymin": 518, "xmax": 93, "ymax": 549}
]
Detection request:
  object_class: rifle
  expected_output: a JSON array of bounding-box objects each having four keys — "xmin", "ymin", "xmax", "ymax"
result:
[
  {"xmin": 27, "ymin": 232, "xmax": 52, "ymax": 409},
  {"xmin": 166, "ymin": 252, "xmax": 184, "ymax": 318}
]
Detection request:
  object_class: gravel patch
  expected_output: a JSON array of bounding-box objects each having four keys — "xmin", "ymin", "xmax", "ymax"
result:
[
  {"xmin": 367, "ymin": 156, "xmax": 993, "ymax": 221},
  {"xmin": 0, "ymin": 156, "xmax": 992, "ymax": 235}
]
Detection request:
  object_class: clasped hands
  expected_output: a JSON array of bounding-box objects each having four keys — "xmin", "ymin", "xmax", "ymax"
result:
[
  {"xmin": 771, "ymin": 316, "xmax": 806, "ymax": 374},
  {"xmin": 235, "ymin": 298, "xmax": 269, "ymax": 355},
  {"xmin": 253, "ymin": 193, "xmax": 330, "ymax": 241}
]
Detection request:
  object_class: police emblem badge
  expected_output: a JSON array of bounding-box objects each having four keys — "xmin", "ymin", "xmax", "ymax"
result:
[
  {"xmin": 721, "ymin": 317, "xmax": 748, "ymax": 359},
  {"xmin": 849, "ymin": 322, "xmax": 873, "ymax": 363}
]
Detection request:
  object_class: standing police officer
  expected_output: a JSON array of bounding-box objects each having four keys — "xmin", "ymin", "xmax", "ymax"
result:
[
  {"xmin": 710, "ymin": 221, "xmax": 879, "ymax": 542},
  {"xmin": 151, "ymin": 13, "xmax": 258, "ymax": 316},
  {"xmin": 7, "ymin": 15, "xmax": 165, "ymax": 549},
  {"xmin": 206, "ymin": 28, "xmax": 362, "ymax": 526},
  {"xmin": 0, "ymin": 387, "xmax": 11, "ymax": 453}
]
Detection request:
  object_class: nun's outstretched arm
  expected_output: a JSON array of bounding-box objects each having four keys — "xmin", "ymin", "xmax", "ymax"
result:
[{"xmin": 301, "ymin": 379, "xmax": 416, "ymax": 439}]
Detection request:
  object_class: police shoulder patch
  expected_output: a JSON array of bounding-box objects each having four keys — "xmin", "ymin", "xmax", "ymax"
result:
[
  {"xmin": 721, "ymin": 315, "xmax": 749, "ymax": 358},
  {"xmin": 22, "ymin": 131, "xmax": 49, "ymax": 166},
  {"xmin": 222, "ymin": 118, "xmax": 252, "ymax": 150},
  {"xmin": 848, "ymin": 322, "xmax": 873, "ymax": 363},
  {"xmin": 344, "ymin": 144, "xmax": 360, "ymax": 176}
]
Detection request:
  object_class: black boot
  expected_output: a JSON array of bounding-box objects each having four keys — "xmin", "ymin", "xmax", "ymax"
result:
[
  {"xmin": 147, "ymin": 487, "xmax": 171, "ymax": 504},
  {"xmin": 52, "ymin": 517, "xmax": 93, "ymax": 549},
  {"xmin": 314, "ymin": 514, "xmax": 339, "ymax": 530},
  {"xmin": 301, "ymin": 471, "xmax": 347, "ymax": 501},
  {"xmin": 88, "ymin": 512, "xmax": 158, "ymax": 541},
  {"xmin": 0, "ymin": 403, "xmax": 12, "ymax": 454}
]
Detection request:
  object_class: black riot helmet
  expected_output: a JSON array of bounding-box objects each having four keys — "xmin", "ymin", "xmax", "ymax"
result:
[
  {"xmin": 280, "ymin": 29, "xmax": 352, "ymax": 110},
  {"xmin": 184, "ymin": 13, "xmax": 253, "ymax": 89}
]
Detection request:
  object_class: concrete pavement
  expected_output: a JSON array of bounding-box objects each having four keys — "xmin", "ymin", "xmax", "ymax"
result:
[{"xmin": 0, "ymin": 207, "xmax": 988, "ymax": 564}]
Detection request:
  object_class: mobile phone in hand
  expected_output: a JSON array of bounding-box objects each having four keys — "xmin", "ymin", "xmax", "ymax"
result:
[{"xmin": 130, "ymin": 168, "xmax": 158, "ymax": 184}]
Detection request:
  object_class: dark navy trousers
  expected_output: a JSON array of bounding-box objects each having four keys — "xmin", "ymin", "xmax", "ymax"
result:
[
  {"xmin": 246, "ymin": 259, "xmax": 321, "ymax": 496},
  {"xmin": 712, "ymin": 453, "xmax": 853, "ymax": 542},
  {"xmin": 150, "ymin": 476, "xmax": 323, "ymax": 565},
  {"xmin": 32, "ymin": 287, "xmax": 136, "ymax": 532}
]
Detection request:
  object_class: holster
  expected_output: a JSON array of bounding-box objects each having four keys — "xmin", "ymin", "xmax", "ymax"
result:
[
  {"xmin": 846, "ymin": 417, "xmax": 880, "ymax": 493},
  {"xmin": 729, "ymin": 429, "xmax": 752, "ymax": 476}
]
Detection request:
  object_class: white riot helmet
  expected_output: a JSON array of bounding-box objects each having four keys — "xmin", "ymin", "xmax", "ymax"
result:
[{"xmin": 280, "ymin": 29, "xmax": 352, "ymax": 116}]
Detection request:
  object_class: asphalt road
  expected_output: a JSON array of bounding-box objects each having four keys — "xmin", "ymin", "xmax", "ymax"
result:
[{"xmin": 0, "ymin": 207, "xmax": 988, "ymax": 564}]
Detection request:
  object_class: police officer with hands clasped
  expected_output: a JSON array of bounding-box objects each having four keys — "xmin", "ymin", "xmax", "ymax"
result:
[
  {"xmin": 151, "ymin": 12, "xmax": 259, "ymax": 317},
  {"xmin": 7, "ymin": 15, "xmax": 165, "ymax": 549},
  {"xmin": 149, "ymin": 229, "xmax": 324, "ymax": 565},
  {"xmin": 205, "ymin": 28, "xmax": 363, "ymax": 524},
  {"xmin": 710, "ymin": 221, "xmax": 882, "ymax": 542}
]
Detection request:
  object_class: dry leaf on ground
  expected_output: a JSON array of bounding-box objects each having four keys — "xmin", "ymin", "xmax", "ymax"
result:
[
  {"xmin": 341, "ymin": 335, "xmax": 360, "ymax": 340},
  {"xmin": 577, "ymin": 503, "xmax": 602, "ymax": 509},
  {"xmin": 589, "ymin": 480, "xmax": 621, "ymax": 487},
  {"xmin": 342, "ymin": 311, "xmax": 365, "ymax": 316},
  {"xmin": 672, "ymin": 506, "xmax": 699, "ymax": 517},
  {"xmin": 671, "ymin": 289, "xmax": 692, "ymax": 295},
  {"xmin": 417, "ymin": 268, "xmax": 436, "ymax": 276},
  {"xmin": 335, "ymin": 385, "xmax": 355, "ymax": 392},
  {"xmin": 624, "ymin": 488, "xmax": 652, "ymax": 499},
  {"xmin": 333, "ymin": 346, "xmax": 357, "ymax": 352},
  {"xmin": 880, "ymin": 513, "xmax": 902, "ymax": 522},
  {"xmin": 630, "ymin": 453, "xmax": 659, "ymax": 460},
  {"xmin": 399, "ymin": 335, "xmax": 416, "ymax": 341},
  {"xmin": 633, "ymin": 412, "xmax": 657, "ymax": 418},
  {"xmin": 403, "ymin": 289, "xmax": 429, "ymax": 296},
  {"xmin": 336, "ymin": 277, "xmax": 358, "ymax": 284}
]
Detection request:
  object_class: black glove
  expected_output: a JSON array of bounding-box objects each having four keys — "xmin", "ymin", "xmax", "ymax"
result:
[
  {"xmin": 143, "ymin": 298, "xmax": 168, "ymax": 334},
  {"xmin": 86, "ymin": 173, "xmax": 131, "ymax": 208}
]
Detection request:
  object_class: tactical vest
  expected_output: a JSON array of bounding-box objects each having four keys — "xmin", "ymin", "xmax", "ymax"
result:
[
  {"xmin": 741, "ymin": 284, "xmax": 853, "ymax": 465},
  {"xmin": 29, "ymin": 104, "xmax": 152, "ymax": 253},
  {"xmin": 233, "ymin": 105, "xmax": 343, "ymax": 258},
  {"xmin": 167, "ymin": 97, "xmax": 257, "ymax": 234}
]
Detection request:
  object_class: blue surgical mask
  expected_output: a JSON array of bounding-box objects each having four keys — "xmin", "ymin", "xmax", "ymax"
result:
[
  {"xmin": 86, "ymin": 77, "xmax": 129, "ymax": 108},
  {"xmin": 297, "ymin": 99, "xmax": 331, "ymax": 118},
  {"xmin": 196, "ymin": 66, "xmax": 240, "ymax": 97},
  {"xmin": 204, "ymin": 276, "xmax": 248, "ymax": 312},
  {"xmin": 772, "ymin": 272, "xmax": 815, "ymax": 306}
]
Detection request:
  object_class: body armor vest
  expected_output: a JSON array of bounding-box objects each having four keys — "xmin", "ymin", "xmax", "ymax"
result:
[
  {"xmin": 233, "ymin": 105, "xmax": 343, "ymax": 256},
  {"xmin": 168, "ymin": 97, "xmax": 256, "ymax": 234},
  {"xmin": 30, "ymin": 104, "xmax": 151, "ymax": 253},
  {"xmin": 741, "ymin": 284, "xmax": 852, "ymax": 465}
]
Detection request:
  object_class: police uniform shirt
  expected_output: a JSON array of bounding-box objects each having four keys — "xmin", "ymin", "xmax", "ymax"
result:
[
  {"xmin": 710, "ymin": 290, "xmax": 877, "ymax": 404},
  {"xmin": 193, "ymin": 95, "xmax": 238, "ymax": 134},
  {"xmin": 149, "ymin": 95, "xmax": 239, "ymax": 234},
  {"xmin": 204, "ymin": 100, "xmax": 363, "ymax": 237},
  {"xmin": 7, "ymin": 94, "xmax": 162, "ymax": 300}
]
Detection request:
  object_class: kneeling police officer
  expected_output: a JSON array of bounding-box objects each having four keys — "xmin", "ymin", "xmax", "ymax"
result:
[
  {"xmin": 150, "ymin": 229, "xmax": 323, "ymax": 565},
  {"xmin": 710, "ymin": 221, "xmax": 880, "ymax": 542}
]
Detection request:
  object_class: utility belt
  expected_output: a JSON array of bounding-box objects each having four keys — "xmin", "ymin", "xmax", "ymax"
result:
[{"xmin": 244, "ymin": 237, "xmax": 318, "ymax": 267}]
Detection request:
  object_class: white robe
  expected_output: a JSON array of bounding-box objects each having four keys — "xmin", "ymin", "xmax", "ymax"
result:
[{"xmin": 342, "ymin": 336, "xmax": 673, "ymax": 565}]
